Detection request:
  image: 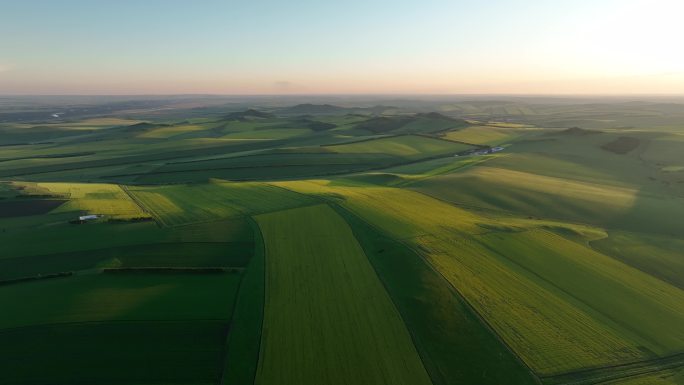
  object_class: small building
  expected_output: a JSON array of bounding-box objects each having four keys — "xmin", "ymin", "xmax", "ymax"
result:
[{"xmin": 78, "ymin": 214, "xmax": 100, "ymax": 221}]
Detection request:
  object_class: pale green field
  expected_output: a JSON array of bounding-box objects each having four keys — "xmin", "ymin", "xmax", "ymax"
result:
[
  {"xmin": 327, "ymin": 135, "xmax": 472, "ymax": 156},
  {"xmin": 0, "ymin": 273, "xmax": 241, "ymax": 329},
  {"xmin": 442, "ymin": 125, "xmax": 522, "ymax": 145},
  {"xmin": 15, "ymin": 182, "xmax": 148, "ymax": 219},
  {"xmin": 129, "ymin": 180, "xmax": 316, "ymax": 226},
  {"xmin": 272, "ymin": 180, "xmax": 684, "ymax": 375},
  {"xmin": 221, "ymin": 128, "xmax": 310, "ymax": 140},
  {"xmin": 591, "ymin": 231, "xmax": 684, "ymax": 289},
  {"xmin": 138, "ymin": 124, "xmax": 208, "ymax": 138},
  {"xmin": 254, "ymin": 204, "xmax": 432, "ymax": 385},
  {"xmin": 412, "ymin": 164, "xmax": 684, "ymax": 236},
  {"xmin": 604, "ymin": 367, "xmax": 684, "ymax": 385}
]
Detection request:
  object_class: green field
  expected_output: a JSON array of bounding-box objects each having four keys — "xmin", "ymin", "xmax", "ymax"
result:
[
  {"xmin": 273, "ymin": 180, "xmax": 684, "ymax": 375},
  {"xmin": 0, "ymin": 272, "xmax": 241, "ymax": 385},
  {"xmin": 0, "ymin": 273, "xmax": 241, "ymax": 328},
  {"xmin": 254, "ymin": 205, "xmax": 431, "ymax": 385},
  {"xmin": 15, "ymin": 182, "xmax": 149, "ymax": 219},
  {"xmin": 2, "ymin": 97, "xmax": 684, "ymax": 384},
  {"xmin": 128, "ymin": 181, "xmax": 316, "ymax": 226},
  {"xmin": 1, "ymin": 321, "xmax": 227, "ymax": 385},
  {"xmin": 441, "ymin": 125, "xmax": 525, "ymax": 145},
  {"xmin": 327, "ymin": 134, "xmax": 473, "ymax": 157},
  {"xmin": 333, "ymin": 204, "xmax": 538, "ymax": 385}
]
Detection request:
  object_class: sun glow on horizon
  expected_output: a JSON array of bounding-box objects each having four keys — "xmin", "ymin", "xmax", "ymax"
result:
[{"xmin": 0, "ymin": 0, "xmax": 682, "ymax": 95}]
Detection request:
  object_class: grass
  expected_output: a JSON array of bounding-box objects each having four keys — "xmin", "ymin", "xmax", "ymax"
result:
[
  {"xmin": 135, "ymin": 151, "xmax": 401, "ymax": 183},
  {"xmin": 412, "ymin": 165, "xmax": 684, "ymax": 236},
  {"xmin": 442, "ymin": 125, "xmax": 523, "ymax": 145},
  {"xmin": 221, "ymin": 128, "xmax": 310, "ymax": 140},
  {"xmin": 332, "ymin": 204, "xmax": 538, "ymax": 385},
  {"xmin": 591, "ymin": 231, "xmax": 684, "ymax": 290},
  {"xmin": 0, "ymin": 321, "xmax": 227, "ymax": 385},
  {"xmin": 0, "ymin": 217, "xmax": 174, "ymax": 259},
  {"xmin": 478, "ymin": 229, "xmax": 684, "ymax": 357},
  {"xmin": 0, "ymin": 214, "xmax": 252, "ymax": 261},
  {"xmin": 15, "ymin": 182, "xmax": 149, "ymax": 219},
  {"xmin": 137, "ymin": 123, "xmax": 208, "ymax": 138},
  {"xmin": 0, "ymin": 242, "xmax": 253, "ymax": 280},
  {"xmin": 221, "ymin": 218, "xmax": 265, "ymax": 385},
  {"xmin": 254, "ymin": 204, "xmax": 432, "ymax": 385},
  {"xmin": 327, "ymin": 134, "xmax": 472, "ymax": 157},
  {"xmin": 128, "ymin": 180, "xmax": 317, "ymax": 226},
  {"xmin": 601, "ymin": 367, "xmax": 684, "ymax": 385},
  {"xmin": 0, "ymin": 273, "xmax": 241, "ymax": 329},
  {"xmin": 0, "ymin": 199, "xmax": 66, "ymax": 218},
  {"xmin": 272, "ymin": 181, "xmax": 674, "ymax": 375},
  {"xmin": 3, "ymin": 103, "xmax": 684, "ymax": 385}
]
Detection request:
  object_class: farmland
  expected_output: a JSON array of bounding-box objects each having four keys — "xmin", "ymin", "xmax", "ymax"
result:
[
  {"xmin": 254, "ymin": 205, "xmax": 431, "ymax": 385},
  {"xmin": 1, "ymin": 96, "xmax": 684, "ymax": 385}
]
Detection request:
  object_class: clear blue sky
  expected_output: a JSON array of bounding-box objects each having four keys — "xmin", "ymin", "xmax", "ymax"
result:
[{"xmin": 0, "ymin": 0, "xmax": 682, "ymax": 94}]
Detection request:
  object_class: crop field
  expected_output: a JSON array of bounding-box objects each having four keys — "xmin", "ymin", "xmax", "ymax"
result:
[
  {"xmin": 2, "ymin": 97, "xmax": 684, "ymax": 385},
  {"xmin": 14, "ymin": 182, "xmax": 149, "ymax": 219},
  {"xmin": 129, "ymin": 181, "xmax": 317, "ymax": 226},
  {"xmin": 1, "ymin": 321, "xmax": 227, "ymax": 385},
  {"xmin": 222, "ymin": 218, "xmax": 266, "ymax": 385},
  {"xmin": 0, "ymin": 273, "xmax": 241, "ymax": 328},
  {"xmin": 604, "ymin": 367, "xmax": 684, "ymax": 385},
  {"xmin": 254, "ymin": 205, "xmax": 431, "ymax": 385},
  {"xmin": 333, "ymin": 204, "xmax": 538, "ymax": 385},
  {"xmin": 272, "ymin": 180, "xmax": 684, "ymax": 375},
  {"xmin": 137, "ymin": 123, "xmax": 211, "ymax": 138},
  {"xmin": 326, "ymin": 134, "xmax": 473, "ymax": 157},
  {"xmin": 591, "ymin": 231, "xmax": 684, "ymax": 290},
  {"xmin": 0, "ymin": 272, "xmax": 242, "ymax": 384},
  {"xmin": 441, "ymin": 125, "xmax": 525, "ymax": 145},
  {"xmin": 133, "ymin": 152, "xmax": 401, "ymax": 183},
  {"xmin": 0, "ymin": 199, "xmax": 66, "ymax": 218}
]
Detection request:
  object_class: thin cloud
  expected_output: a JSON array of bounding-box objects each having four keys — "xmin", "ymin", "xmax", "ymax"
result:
[
  {"xmin": 0, "ymin": 63, "xmax": 13, "ymax": 73},
  {"xmin": 273, "ymin": 81, "xmax": 293, "ymax": 91}
]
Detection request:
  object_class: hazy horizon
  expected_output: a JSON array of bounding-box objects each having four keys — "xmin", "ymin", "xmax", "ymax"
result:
[{"xmin": 2, "ymin": 0, "xmax": 682, "ymax": 95}]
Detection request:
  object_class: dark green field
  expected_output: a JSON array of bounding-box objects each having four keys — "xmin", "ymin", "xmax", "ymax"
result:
[{"xmin": 2, "ymin": 96, "xmax": 684, "ymax": 385}]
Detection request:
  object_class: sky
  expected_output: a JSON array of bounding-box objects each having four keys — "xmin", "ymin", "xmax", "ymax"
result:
[{"xmin": 0, "ymin": 0, "xmax": 682, "ymax": 95}]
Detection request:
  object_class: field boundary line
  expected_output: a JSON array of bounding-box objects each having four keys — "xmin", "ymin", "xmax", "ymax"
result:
[
  {"xmin": 413, "ymin": 132, "xmax": 486, "ymax": 148},
  {"xmin": 542, "ymin": 352, "xmax": 684, "ymax": 385},
  {"xmin": 328, "ymin": 200, "xmax": 542, "ymax": 384},
  {"xmin": 329, "ymin": 203, "xmax": 444, "ymax": 385},
  {"xmin": 119, "ymin": 184, "xmax": 164, "ymax": 226},
  {"xmin": 305, "ymin": 187, "xmax": 543, "ymax": 383},
  {"xmin": 0, "ymin": 318, "xmax": 230, "ymax": 334},
  {"xmin": 217, "ymin": 266, "xmax": 248, "ymax": 385}
]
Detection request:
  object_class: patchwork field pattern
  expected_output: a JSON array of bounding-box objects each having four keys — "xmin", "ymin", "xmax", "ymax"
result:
[
  {"xmin": 3, "ymin": 99, "xmax": 684, "ymax": 385},
  {"xmin": 128, "ymin": 181, "xmax": 317, "ymax": 226},
  {"xmin": 273, "ymin": 181, "xmax": 684, "ymax": 376},
  {"xmin": 254, "ymin": 204, "xmax": 431, "ymax": 385},
  {"xmin": 15, "ymin": 182, "xmax": 149, "ymax": 219}
]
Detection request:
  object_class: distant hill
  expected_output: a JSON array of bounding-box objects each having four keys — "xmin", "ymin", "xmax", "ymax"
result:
[
  {"xmin": 356, "ymin": 112, "xmax": 466, "ymax": 134},
  {"xmin": 278, "ymin": 104, "xmax": 397, "ymax": 115},
  {"xmin": 279, "ymin": 104, "xmax": 347, "ymax": 115},
  {"xmin": 119, "ymin": 122, "xmax": 171, "ymax": 133},
  {"xmin": 225, "ymin": 109, "xmax": 275, "ymax": 121},
  {"xmin": 558, "ymin": 126, "xmax": 600, "ymax": 136},
  {"xmin": 297, "ymin": 119, "xmax": 337, "ymax": 131},
  {"xmin": 356, "ymin": 116, "xmax": 413, "ymax": 133}
]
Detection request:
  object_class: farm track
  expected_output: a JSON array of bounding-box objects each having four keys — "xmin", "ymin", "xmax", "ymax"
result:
[
  {"xmin": 413, "ymin": 132, "xmax": 487, "ymax": 148},
  {"xmin": 120, "ymin": 184, "xmax": 157, "ymax": 223},
  {"xmin": 542, "ymin": 352, "xmax": 684, "ymax": 385},
  {"xmin": 109, "ymin": 151, "xmax": 475, "ymax": 184},
  {"xmin": 0, "ymin": 138, "xmax": 292, "ymax": 178},
  {"xmin": 0, "ymin": 318, "xmax": 229, "ymax": 334}
]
